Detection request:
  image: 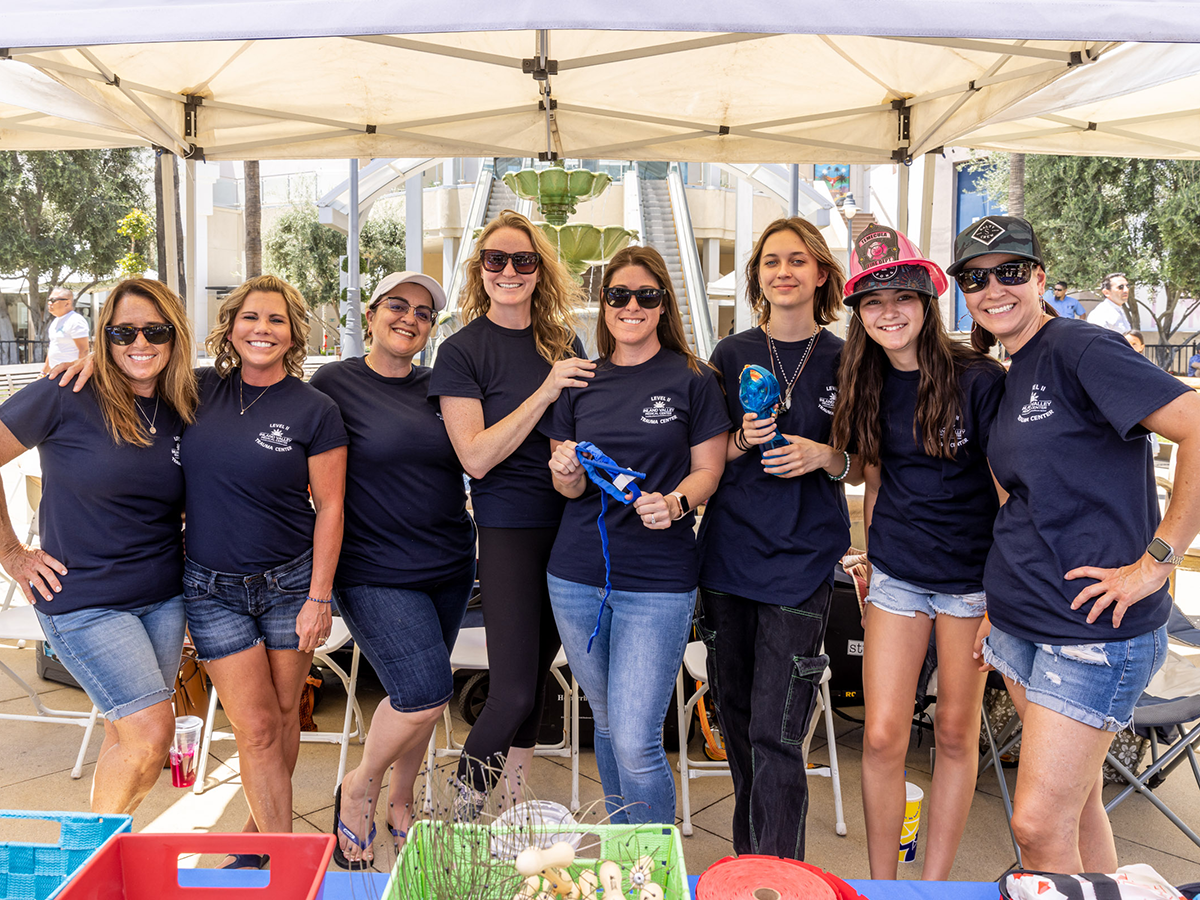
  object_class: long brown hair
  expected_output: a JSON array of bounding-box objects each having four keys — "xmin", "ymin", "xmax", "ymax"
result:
[
  {"xmin": 832, "ymin": 294, "xmax": 1003, "ymax": 465},
  {"xmin": 93, "ymin": 278, "xmax": 198, "ymax": 447},
  {"xmin": 597, "ymin": 246, "xmax": 706, "ymax": 375},
  {"xmin": 745, "ymin": 218, "xmax": 845, "ymax": 327},
  {"xmin": 206, "ymin": 275, "xmax": 310, "ymax": 379},
  {"xmin": 459, "ymin": 210, "xmax": 581, "ymax": 364}
]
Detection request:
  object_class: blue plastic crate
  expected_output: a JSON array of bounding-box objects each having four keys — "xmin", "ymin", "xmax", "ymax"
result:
[{"xmin": 0, "ymin": 810, "xmax": 131, "ymax": 900}]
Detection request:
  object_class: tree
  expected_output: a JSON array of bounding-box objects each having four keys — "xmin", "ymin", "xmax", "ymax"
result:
[
  {"xmin": 244, "ymin": 160, "xmax": 262, "ymax": 278},
  {"xmin": 0, "ymin": 149, "xmax": 150, "ymax": 360},
  {"xmin": 1023, "ymin": 156, "xmax": 1200, "ymax": 356},
  {"xmin": 1008, "ymin": 153, "xmax": 1026, "ymax": 217}
]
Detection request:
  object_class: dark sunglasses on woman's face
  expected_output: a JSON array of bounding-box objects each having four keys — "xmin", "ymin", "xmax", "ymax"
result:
[
  {"xmin": 953, "ymin": 261, "xmax": 1033, "ymax": 294},
  {"xmin": 104, "ymin": 323, "xmax": 175, "ymax": 345},
  {"xmin": 481, "ymin": 249, "xmax": 541, "ymax": 274},
  {"xmin": 603, "ymin": 287, "xmax": 666, "ymax": 309}
]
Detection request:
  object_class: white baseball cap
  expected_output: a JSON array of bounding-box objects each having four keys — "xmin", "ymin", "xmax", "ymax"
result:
[{"xmin": 368, "ymin": 271, "xmax": 447, "ymax": 312}]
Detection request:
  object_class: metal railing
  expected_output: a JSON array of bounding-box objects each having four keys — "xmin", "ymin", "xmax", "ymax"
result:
[
  {"xmin": 0, "ymin": 341, "xmax": 49, "ymax": 366},
  {"xmin": 666, "ymin": 162, "xmax": 715, "ymax": 360}
]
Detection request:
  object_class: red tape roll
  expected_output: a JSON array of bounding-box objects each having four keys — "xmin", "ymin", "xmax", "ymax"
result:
[{"xmin": 696, "ymin": 856, "xmax": 868, "ymax": 900}]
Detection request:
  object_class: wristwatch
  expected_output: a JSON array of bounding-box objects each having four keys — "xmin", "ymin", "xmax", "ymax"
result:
[
  {"xmin": 1147, "ymin": 536, "xmax": 1185, "ymax": 567},
  {"xmin": 668, "ymin": 491, "xmax": 691, "ymax": 520}
]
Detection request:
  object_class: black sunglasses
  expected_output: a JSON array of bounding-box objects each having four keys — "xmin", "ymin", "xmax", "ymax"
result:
[
  {"xmin": 104, "ymin": 323, "xmax": 175, "ymax": 345},
  {"xmin": 481, "ymin": 249, "xmax": 541, "ymax": 274},
  {"xmin": 954, "ymin": 261, "xmax": 1033, "ymax": 294},
  {"xmin": 373, "ymin": 297, "xmax": 435, "ymax": 324},
  {"xmin": 603, "ymin": 287, "xmax": 666, "ymax": 309}
]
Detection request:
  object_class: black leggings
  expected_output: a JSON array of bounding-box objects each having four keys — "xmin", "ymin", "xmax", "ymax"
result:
[{"xmin": 457, "ymin": 525, "xmax": 561, "ymax": 791}]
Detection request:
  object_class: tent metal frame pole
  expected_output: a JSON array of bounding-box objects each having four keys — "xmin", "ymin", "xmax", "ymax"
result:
[
  {"xmin": 75, "ymin": 48, "xmax": 190, "ymax": 153},
  {"xmin": 160, "ymin": 152, "xmax": 180, "ymax": 296},
  {"xmin": 342, "ymin": 159, "xmax": 365, "ymax": 359},
  {"xmin": 881, "ymin": 36, "xmax": 1077, "ymax": 62}
]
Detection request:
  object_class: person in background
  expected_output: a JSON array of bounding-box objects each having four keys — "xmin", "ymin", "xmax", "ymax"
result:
[
  {"xmin": 1186, "ymin": 350, "xmax": 1200, "ymax": 377},
  {"xmin": 1086, "ymin": 272, "xmax": 1132, "ymax": 333},
  {"xmin": 1124, "ymin": 331, "xmax": 1146, "ymax": 354},
  {"xmin": 43, "ymin": 288, "xmax": 90, "ymax": 374},
  {"xmin": 1045, "ymin": 282, "xmax": 1085, "ymax": 319}
]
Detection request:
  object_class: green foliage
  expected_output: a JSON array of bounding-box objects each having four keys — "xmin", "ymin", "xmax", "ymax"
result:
[
  {"xmin": 1023, "ymin": 155, "xmax": 1200, "ymax": 344},
  {"xmin": 117, "ymin": 207, "xmax": 155, "ymax": 275},
  {"xmin": 263, "ymin": 201, "xmax": 406, "ymax": 309},
  {"xmin": 0, "ymin": 149, "xmax": 151, "ymax": 335}
]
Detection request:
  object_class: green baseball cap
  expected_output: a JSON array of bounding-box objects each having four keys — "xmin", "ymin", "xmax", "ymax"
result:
[{"xmin": 947, "ymin": 215, "xmax": 1044, "ymax": 276}]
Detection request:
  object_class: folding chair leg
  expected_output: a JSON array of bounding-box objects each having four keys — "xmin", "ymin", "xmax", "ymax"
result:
[
  {"xmin": 1104, "ymin": 722, "xmax": 1200, "ymax": 850},
  {"xmin": 71, "ymin": 706, "xmax": 100, "ymax": 780},
  {"xmin": 570, "ymin": 674, "xmax": 580, "ymax": 812},
  {"xmin": 981, "ymin": 708, "xmax": 1022, "ymax": 867},
  {"xmin": 193, "ymin": 687, "xmax": 221, "ymax": 795},
  {"xmin": 820, "ymin": 681, "xmax": 847, "ymax": 836},
  {"xmin": 676, "ymin": 667, "xmax": 693, "ymax": 837},
  {"xmin": 334, "ymin": 645, "xmax": 361, "ymax": 793}
]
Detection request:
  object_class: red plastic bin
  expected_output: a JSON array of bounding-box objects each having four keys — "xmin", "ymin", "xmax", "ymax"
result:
[{"xmin": 55, "ymin": 833, "xmax": 335, "ymax": 900}]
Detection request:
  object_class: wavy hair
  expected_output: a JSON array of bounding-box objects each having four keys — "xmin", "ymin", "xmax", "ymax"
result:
[
  {"xmin": 205, "ymin": 275, "xmax": 309, "ymax": 379},
  {"xmin": 597, "ymin": 245, "xmax": 707, "ymax": 376},
  {"xmin": 458, "ymin": 210, "xmax": 581, "ymax": 364},
  {"xmin": 832, "ymin": 293, "xmax": 1004, "ymax": 465},
  {"xmin": 745, "ymin": 218, "xmax": 845, "ymax": 327},
  {"xmin": 93, "ymin": 278, "xmax": 198, "ymax": 447}
]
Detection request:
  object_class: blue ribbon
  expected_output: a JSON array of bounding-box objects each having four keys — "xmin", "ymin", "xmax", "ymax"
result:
[{"xmin": 574, "ymin": 442, "xmax": 646, "ymax": 652}]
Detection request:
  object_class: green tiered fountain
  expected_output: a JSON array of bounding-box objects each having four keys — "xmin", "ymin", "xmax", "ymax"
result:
[{"xmin": 502, "ymin": 161, "xmax": 637, "ymax": 279}]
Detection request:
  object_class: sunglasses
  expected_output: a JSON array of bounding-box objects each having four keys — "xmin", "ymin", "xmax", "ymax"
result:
[
  {"xmin": 953, "ymin": 261, "xmax": 1033, "ymax": 294},
  {"xmin": 374, "ymin": 297, "xmax": 435, "ymax": 324},
  {"xmin": 603, "ymin": 287, "xmax": 666, "ymax": 309},
  {"xmin": 481, "ymin": 249, "xmax": 541, "ymax": 274},
  {"xmin": 104, "ymin": 323, "xmax": 175, "ymax": 345}
]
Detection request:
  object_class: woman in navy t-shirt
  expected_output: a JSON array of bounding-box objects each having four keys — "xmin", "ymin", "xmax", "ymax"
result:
[
  {"xmin": 0, "ymin": 279, "xmax": 197, "ymax": 815},
  {"xmin": 952, "ymin": 216, "xmax": 1200, "ymax": 873},
  {"xmin": 310, "ymin": 272, "xmax": 475, "ymax": 868},
  {"xmin": 830, "ymin": 227, "xmax": 1005, "ymax": 879},
  {"xmin": 694, "ymin": 218, "xmax": 853, "ymax": 859},
  {"xmin": 542, "ymin": 246, "xmax": 729, "ymax": 824},
  {"xmin": 183, "ymin": 275, "xmax": 347, "ymax": 861},
  {"xmin": 429, "ymin": 210, "xmax": 591, "ymax": 803}
]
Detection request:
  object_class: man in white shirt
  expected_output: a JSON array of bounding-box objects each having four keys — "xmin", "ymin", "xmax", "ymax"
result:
[
  {"xmin": 1086, "ymin": 271, "xmax": 1133, "ymax": 333},
  {"xmin": 42, "ymin": 288, "xmax": 90, "ymax": 373}
]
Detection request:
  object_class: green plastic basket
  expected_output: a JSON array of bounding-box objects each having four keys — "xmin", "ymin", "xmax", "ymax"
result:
[
  {"xmin": 0, "ymin": 810, "xmax": 132, "ymax": 900},
  {"xmin": 384, "ymin": 821, "xmax": 690, "ymax": 900}
]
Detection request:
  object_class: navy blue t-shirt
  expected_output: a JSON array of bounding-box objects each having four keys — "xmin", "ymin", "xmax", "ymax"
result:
[
  {"xmin": 310, "ymin": 357, "xmax": 474, "ymax": 586},
  {"xmin": 429, "ymin": 315, "xmax": 585, "ymax": 528},
  {"xmin": 697, "ymin": 327, "xmax": 851, "ymax": 606},
  {"xmin": 986, "ymin": 318, "xmax": 1189, "ymax": 643},
  {"xmin": 182, "ymin": 368, "xmax": 348, "ymax": 573},
  {"xmin": 0, "ymin": 379, "xmax": 185, "ymax": 615},
  {"xmin": 540, "ymin": 349, "xmax": 730, "ymax": 593},
  {"xmin": 869, "ymin": 358, "xmax": 1005, "ymax": 593}
]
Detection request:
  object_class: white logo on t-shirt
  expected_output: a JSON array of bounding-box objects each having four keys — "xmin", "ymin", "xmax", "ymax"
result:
[
  {"xmin": 940, "ymin": 416, "xmax": 969, "ymax": 449},
  {"xmin": 641, "ymin": 395, "xmax": 677, "ymax": 425},
  {"xmin": 1018, "ymin": 385, "xmax": 1054, "ymax": 423},
  {"xmin": 172, "ymin": 436, "xmax": 181, "ymax": 466},
  {"xmin": 256, "ymin": 423, "xmax": 294, "ymax": 451},
  {"xmin": 818, "ymin": 385, "xmax": 837, "ymax": 416}
]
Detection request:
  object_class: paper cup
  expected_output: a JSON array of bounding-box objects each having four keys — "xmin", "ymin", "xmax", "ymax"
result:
[{"xmin": 898, "ymin": 781, "xmax": 923, "ymax": 862}]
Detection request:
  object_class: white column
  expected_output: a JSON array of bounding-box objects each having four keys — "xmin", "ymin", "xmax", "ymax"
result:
[
  {"xmin": 919, "ymin": 153, "xmax": 937, "ymax": 256},
  {"xmin": 160, "ymin": 154, "xmax": 179, "ymax": 297},
  {"xmin": 704, "ymin": 238, "xmax": 721, "ymax": 284},
  {"xmin": 897, "ymin": 163, "xmax": 911, "ymax": 234},
  {"xmin": 443, "ymin": 236, "xmax": 460, "ymax": 289},
  {"xmin": 406, "ymin": 174, "xmax": 423, "ymax": 274},
  {"xmin": 734, "ymin": 177, "xmax": 754, "ymax": 334}
]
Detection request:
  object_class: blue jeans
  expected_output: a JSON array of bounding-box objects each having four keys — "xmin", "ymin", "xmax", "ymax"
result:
[
  {"xmin": 335, "ymin": 566, "xmax": 474, "ymax": 713},
  {"xmin": 547, "ymin": 573, "xmax": 693, "ymax": 825},
  {"xmin": 37, "ymin": 595, "xmax": 185, "ymax": 720}
]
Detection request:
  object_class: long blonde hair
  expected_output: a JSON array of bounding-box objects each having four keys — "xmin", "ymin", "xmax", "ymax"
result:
[
  {"xmin": 205, "ymin": 275, "xmax": 310, "ymax": 379},
  {"xmin": 93, "ymin": 279, "xmax": 198, "ymax": 447},
  {"xmin": 459, "ymin": 210, "xmax": 581, "ymax": 364},
  {"xmin": 745, "ymin": 218, "xmax": 845, "ymax": 327},
  {"xmin": 597, "ymin": 246, "xmax": 706, "ymax": 376}
]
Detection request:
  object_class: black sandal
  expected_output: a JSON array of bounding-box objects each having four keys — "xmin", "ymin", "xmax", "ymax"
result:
[{"xmin": 220, "ymin": 853, "xmax": 268, "ymax": 870}]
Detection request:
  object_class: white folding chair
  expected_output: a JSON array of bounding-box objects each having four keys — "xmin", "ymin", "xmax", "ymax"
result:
[
  {"xmin": 675, "ymin": 640, "xmax": 846, "ymax": 837},
  {"xmin": 0, "ymin": 465, "xmax": 100, "ymax": 780},
  {"xmin": 193, "ymin": 616, "xmax": 364, "ymax": 795},
  {"xmin": 424, "ymin": 626, "xmax": 580, "ymax": 811}
]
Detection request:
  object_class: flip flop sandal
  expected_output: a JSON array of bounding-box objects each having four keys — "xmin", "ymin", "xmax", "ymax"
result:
[
  {"xmin": 385, "ymin": 820, "xmax": 407, "ymax": 856},
  {"xmin": 331, "ymin": 784, "xmax": 377, "ymax": 870},
  {"xmin": 220, "ymin": 853, "xmax": 268, "ymax": 870}
]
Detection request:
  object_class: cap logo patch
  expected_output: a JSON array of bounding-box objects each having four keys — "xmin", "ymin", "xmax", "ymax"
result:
[
  {"xmin": 970, "ymin": 219, "xmax": 1006, "ymax": 245},
  {"xmin": 873, "ymin": 266, "xmax": 899, "ymax": 282}
]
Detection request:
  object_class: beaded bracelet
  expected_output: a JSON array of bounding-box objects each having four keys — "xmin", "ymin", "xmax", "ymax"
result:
[
  {"xmin": 826, "ymin": 450, "xmax": 852, "ymax": 483},
  {"xmin": 307, "ymin": 595, "xmax": 332, "ymax": 604}
]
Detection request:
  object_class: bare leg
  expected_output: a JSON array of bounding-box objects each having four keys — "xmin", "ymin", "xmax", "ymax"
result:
[
  {"xmin": 89, "ymin": 700, "xmax": 175, "ymax": 814},
  {"xmin": 204, "ymin": 644, "xmax": 313, "ymax": 835},
  {"xmin": 1003, "ymin": 676, "xmax": 1117, "ymax": 873},
  {"xmin": 336, "ymin": 699, "xmax": 443, "ymax": 864},
  {"xmin": 861, "ymin": 605, "xmax": 933, "ymax": 879},
  {"xmin": 922, "ymin": 615, "xmax": 987, "ymax": 880}
]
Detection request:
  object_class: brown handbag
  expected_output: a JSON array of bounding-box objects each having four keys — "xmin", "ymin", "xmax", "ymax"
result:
[{"xmin": 173, "ymin": 645, "xmax": 209, "ymax": 723}]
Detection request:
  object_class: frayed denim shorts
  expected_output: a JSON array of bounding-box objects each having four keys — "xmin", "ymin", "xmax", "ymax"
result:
[
  {"xmin": 982, "ymin": 622, "xmax": 1168, "ymax": 731},
  {"xmin": 865, "ymin": 569, "xmax": 987, "ymax": 620},
  {"xmin": 37, "ymin": 595, "xmax": 185, "ymax": 720},
  {"xmin": 182, "ymin": 549, "xmax": 314, "ymax": 662}
]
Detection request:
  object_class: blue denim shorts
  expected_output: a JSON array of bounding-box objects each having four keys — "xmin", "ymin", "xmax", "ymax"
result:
[
  {"xmin": 182, "ymin": 549, "xmax": 314, "ymax": 662},
  {"xmin": 982, "ymin": 622, "xmax": 1168, "ymax": 732},
  {"xmin": 865, "ymin": 569, "xmax": 986, "ymax": 620},
  {"xmin": 335, "ymin": 566, "xmax": 474, "ymax": 713},
  {"xmin": 37, "ymin": 595, "xmax": 185, "ymax": 720}
]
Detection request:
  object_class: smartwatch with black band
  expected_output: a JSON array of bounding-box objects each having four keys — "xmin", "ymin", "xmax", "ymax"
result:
[{"xmin": 1147, "ymin": 536, "xmax": 1184, "ymax": 567}]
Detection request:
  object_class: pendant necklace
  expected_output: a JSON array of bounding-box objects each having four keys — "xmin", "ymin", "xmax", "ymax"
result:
[
  {"xmin": 135, "ymin": 394, "xmax": 160, "ymax": 435},
  {"xmin": 765, "ymin": 323, "xmax": 821, "ymax": 411},
  {"xmin": 239, "ymin": 373, "xmax": 272, "ymax": 416}
]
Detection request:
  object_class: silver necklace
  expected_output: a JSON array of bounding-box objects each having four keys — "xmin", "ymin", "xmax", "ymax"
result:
[
  {"xmin": 135, "ymin": 394, "xmax": 160, "ymax": 435},
  {"xmin": 765, "ymin": 323, "xmax": 820, "ymax": 411},
  {"xmin": 239, "ymin": 374, "xmax": 272, "ymax": 416}
]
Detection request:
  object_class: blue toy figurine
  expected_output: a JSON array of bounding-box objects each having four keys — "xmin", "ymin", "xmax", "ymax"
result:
[{"xmin": 738, "ymin": 365, "xmax": 789, "ymax": 454}]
